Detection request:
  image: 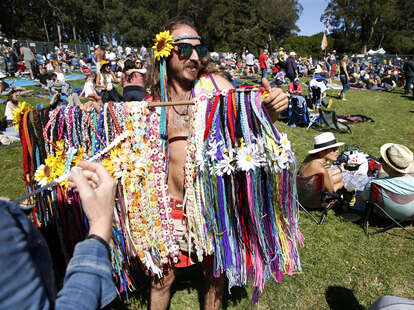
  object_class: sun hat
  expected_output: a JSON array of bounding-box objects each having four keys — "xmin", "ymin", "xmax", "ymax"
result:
[
  {"xmin": 0, "ymin": 72, "xmax": 6, "ymax": 79},
  {"xmin": 380, "ymin": 143, "xmax": 414, "ymax": 174},
  {"xmin": 289, "ymin": 51, "xmax": 296, "ymax": 56},
  {"xmin": 308, "ymin": 132, "xmax": 344, "ymax": 154}
]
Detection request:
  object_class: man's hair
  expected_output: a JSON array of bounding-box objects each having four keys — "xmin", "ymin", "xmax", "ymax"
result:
[{"xmin": 145, "ymin": 16, "xmax": 217, "ymax": 99}]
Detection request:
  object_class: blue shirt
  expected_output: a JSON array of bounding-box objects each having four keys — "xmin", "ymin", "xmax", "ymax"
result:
[
  {"xmin": 0, "ymin": 200, "xmax": 117, "ymax": 309},
  {"xmin": 361, "ymin": 176, "xmax": 414, "ymax": 202}
]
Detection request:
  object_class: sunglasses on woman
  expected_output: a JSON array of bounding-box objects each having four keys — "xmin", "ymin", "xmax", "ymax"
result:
[{"xmin": 175, "ymin": 43, "xmax": 208, "ymax": 59}]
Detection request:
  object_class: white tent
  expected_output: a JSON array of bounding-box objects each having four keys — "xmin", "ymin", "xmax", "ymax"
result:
[{"xmin": 367, "ymin": 48, "xmax": 386, "ymax": 55}]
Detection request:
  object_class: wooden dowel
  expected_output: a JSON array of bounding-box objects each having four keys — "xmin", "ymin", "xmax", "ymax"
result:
[{"xmin": 148, "ymin": 100, "xmax": 194, "ymax": 107}]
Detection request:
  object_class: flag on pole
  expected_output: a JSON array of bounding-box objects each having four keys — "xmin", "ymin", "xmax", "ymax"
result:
[{"xmin": 321, "ymin": 15, "xmax": 331, "ymax": 51}]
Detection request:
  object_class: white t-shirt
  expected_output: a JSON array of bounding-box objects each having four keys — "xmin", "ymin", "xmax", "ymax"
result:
[
  {"xmin": 55, "ymin": 72, "xmax": 65, "ymax": 83},
  {"xmin": 83, "ymin": 81, "xmax": 95, "ymax": 97},
  {"xmin": 309, "ymin": 78, "xmax": 327, "ymax": 93},
  {"xmin": 5, "ymin": 101, "xmax": 17, "ymax": 121},
  {"xmin": 245, "ymin": 53, "xmax": 254, "ymax": 66}
]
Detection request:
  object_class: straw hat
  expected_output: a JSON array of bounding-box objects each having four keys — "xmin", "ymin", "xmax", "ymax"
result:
[
  {"xmin": 380, "ymin": 143, "xmax": 414, "ymax": 174},
  {"xmin": 308, "ymin": 132, "xmax": 344, "ymax": 154},
  {"xmin": 289, "ymin": 51, "xmax": 296, "ymax": 56}
]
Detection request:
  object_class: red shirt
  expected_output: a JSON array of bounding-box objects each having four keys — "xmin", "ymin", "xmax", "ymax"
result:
[
  {"xmin": 288, "ymin": 82, "xmax": 302, "ymax": 94},
  {"xmin": 259, "ymin": 53, "xmax": 268, "ymax": 69}
]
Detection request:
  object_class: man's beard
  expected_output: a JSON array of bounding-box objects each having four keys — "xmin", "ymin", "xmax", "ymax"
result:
[{"xmin": 171, "ymin": 60, "xmax": 200, "ymax": 89}]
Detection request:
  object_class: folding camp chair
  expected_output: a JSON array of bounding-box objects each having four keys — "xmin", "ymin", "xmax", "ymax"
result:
[
  {"xmin": 364, "ymin": 183, "xmax": 414, "ymax": 237},
  {"xmin": 296, "ymin": 173, "xmax": 342, "ymax": 224}
]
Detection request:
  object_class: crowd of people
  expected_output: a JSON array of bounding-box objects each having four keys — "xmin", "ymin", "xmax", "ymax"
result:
[{"xmin": 0, "ymin": 15, "xmax": 414, "ymax": 310}]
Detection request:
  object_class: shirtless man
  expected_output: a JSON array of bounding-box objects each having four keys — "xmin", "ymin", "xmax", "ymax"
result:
[
  {"xmin": 93, "ymin": 45, "xmax": 105, "ymax": 73},
  {"xmin": 147, "ymin": 17, "xmax": 289, "ymax": 310}
]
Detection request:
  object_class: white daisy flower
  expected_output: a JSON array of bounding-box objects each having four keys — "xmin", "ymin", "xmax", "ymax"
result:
[
  {"xmin": 236, "ymin": 145, "xmax": 261, "ymax": 171},
  {"xmin": 279, "ymin": 133, "xmax": 291, "ymax": 152}
]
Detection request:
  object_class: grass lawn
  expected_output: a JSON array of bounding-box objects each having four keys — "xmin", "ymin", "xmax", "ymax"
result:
[{"xmin": 1, "ymin": 80, "xmax": 413, "ymax": 309}]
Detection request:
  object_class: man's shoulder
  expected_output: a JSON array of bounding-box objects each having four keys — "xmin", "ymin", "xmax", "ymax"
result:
[{"xmin": 209, "ymin": 73, "xmax": 234, "ymax": 91}]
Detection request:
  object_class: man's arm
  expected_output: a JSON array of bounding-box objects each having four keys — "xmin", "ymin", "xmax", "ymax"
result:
[{"xmin": 211, "ymin": 74, "xmax": 288, "ymax": 122}]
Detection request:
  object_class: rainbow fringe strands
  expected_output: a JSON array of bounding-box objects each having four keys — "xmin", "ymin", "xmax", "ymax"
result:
[{"xmin": 16, "ymin": 88, "xmax": 303, "ymax": 303}]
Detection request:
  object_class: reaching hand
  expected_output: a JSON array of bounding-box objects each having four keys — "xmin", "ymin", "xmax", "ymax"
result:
[
  {"xmin": 261, "ymin": 77, "xmax": 289, "ymax": 122},
  {"xmin": 68, "ymin": 161, "xmax": 116, "ymax": 243}
]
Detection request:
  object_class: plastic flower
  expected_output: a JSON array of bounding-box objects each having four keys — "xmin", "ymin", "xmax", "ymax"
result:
[
  {"xmin": 216, "ymin": 148, "xmax": 236, "ymax": 176},
  {"xmin": 34, "ymin": 164, "xmax": 53, "ymax": 186},
  {"xmin": 152, "ymin": 30, "xmax": 174, "ymax": 61},
  {"xmin": 12, "ymin": 101, "xmax": 33, "ymax": 130},
  {"xmin": 236, "ymin": 145, "xmax": 261, "ymax": 171},
  {"xmin": 279, "ymin": 133, "xmax": 291, "ymax": 152}
]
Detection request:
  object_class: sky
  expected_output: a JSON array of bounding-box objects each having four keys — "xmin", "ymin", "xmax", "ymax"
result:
[{"xmin": 297, "ymin": 0, "xmax": 328, "ymax": 36}]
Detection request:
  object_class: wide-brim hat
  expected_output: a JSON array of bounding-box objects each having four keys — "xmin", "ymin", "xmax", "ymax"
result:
[
  {"xmin": 0, "ymin": 72, "xmax": 6, "ymax": 79},
  {"xmin": 289, "ymin": 51, "xmax": 296, "ymax": 56},
  {"xmin": 308, "ymin": 132, "xmax": 344, "ymax": 154},
  {"xmin": 380, "ymin": 143, "xmax": 414, "ymax": 174}
]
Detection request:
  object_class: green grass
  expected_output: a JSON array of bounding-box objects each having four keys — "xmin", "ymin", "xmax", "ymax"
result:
[{"xmin": 1, "ymin": 80, "xmax": 414, "ymax": 309}]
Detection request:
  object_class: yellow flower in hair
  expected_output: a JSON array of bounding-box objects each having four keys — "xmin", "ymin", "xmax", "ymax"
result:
[
  {"xmin": 152, "ymin": 30, "xmax": 174, "ymax": 61},
  {"xmin": 12, "ymin": 101, "xmax": 33, "ymax": 130}
]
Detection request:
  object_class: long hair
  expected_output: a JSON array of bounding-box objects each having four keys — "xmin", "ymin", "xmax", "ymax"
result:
[
  {"xmin": 123, "ymin": 59, "xmax": 136, "ymax": 82},
  {"xmin": 145, "ymin": 16, "xmax": 217, "ymax": 99}
]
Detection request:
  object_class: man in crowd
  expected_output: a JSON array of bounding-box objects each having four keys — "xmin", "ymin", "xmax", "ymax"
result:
[
  {"xmin": 19, "ymin": 44, "xmax": 35, "ymax": 79},
  {"xmin": 259, "ymin": 48, "xmax": 268, "ymax": 79},
  {"xmin": 93, "ymin": 45, "xmax": 105, "ymax": 73},
  {"xmin": 245, "ymin": 50, "xmax": 255, "ymax": 76},
  {"xmin": 403, "ymin": 55, "xmax": 414, "ymax": 97},
  {"xmin": 146, "ymin": 16, "xmax": 288, "ymax": 310},
  {"xmin": 286, "ymin": 51, "xmax": 298, "ymax": 82}
]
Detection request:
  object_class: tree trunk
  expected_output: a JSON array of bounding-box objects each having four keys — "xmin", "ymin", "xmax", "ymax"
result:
[
  {"xmin": 57, "ymin": 22, "xmax": 62, "ymax": 47},
  {"xmin": 43, "ymin": 18, "xmax": 50, "ymax": 42},
  {"xmin": 72, "ymin": 25, "xmax": 77, "ymax": 41},
  {"xmin": 107, "ymin": 32, "xmax": 113, "ymax": 47}
]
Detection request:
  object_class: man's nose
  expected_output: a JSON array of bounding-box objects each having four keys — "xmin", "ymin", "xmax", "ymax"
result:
[{"xmin": 189, "ymin": 47, "xmax": 199, "ymax": 61}]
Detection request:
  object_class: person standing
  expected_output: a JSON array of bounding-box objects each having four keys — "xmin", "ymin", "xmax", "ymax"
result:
[
  {"xmin": 19, "ymin": 44, "xmax": 35, "ymax": 79},
  {"xmin": 145, "ymin": 16, "xmax": 288, "ymax": 310},
  {"xmin": 339, "ymin": 55, "xmax": 351, "ymax": 101},
  {"xmin": 259, "ymin": 49, "xmax": 268, "ymax": 79},
  {"xmin": 286, "ymin": 51, "xmax": 298, "ymax": 82},
  {"xmin": 245, "ymin": 50, "xmax": 255, "ymax": 76},
  {"xmin": 403, "ymin": 55, "xmax": 414, "ymax": 96},
  {"xmin": 94, "ymin": 45, "xmax": 105, "ymax": 73}
]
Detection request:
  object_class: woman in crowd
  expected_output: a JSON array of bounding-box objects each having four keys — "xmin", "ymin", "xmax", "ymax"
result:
[
  {"xmin": 121, "ymin": 58, "xmax": 146, "ymax": 101},
  {"xmin": 97, "ymin": 62, "xmax": 122, "ymax": 103},
  {"xmin": 339, "ymin": 55, "xmax": 351, "ymax": 101},
  {"xmin": 298, "ymin": 132, "xmax": 345, "ymax": 193}
]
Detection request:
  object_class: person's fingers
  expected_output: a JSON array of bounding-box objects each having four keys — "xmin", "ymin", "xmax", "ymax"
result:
[
  {"xmin": 261, "ymin": 77, "xmax": 271, "ymax": 90},
  {"xmin": 69, "ymin": 166, "xmax": 94, "ymax": 199},
  {"xmin": 80, "ymin": 170, "xmax": 100, "ymax": 185},
  {"xmin": 78, "ymin": 161, "xmax": 114, "ymax": 184}
]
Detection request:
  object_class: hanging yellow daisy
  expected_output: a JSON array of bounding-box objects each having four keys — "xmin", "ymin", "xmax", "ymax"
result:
[
  {"xmin": 152, "ymin": 30, "xmax": 174, "ymax": 61},
  {"xmin": 12, "ymin": 101, "xmax": 33, "ymax": 130}
]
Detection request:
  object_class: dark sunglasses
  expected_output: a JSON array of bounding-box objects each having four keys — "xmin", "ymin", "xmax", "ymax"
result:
[{"xmin": 175, "ymin": 43, "xmax": 208, "ymax": 58}]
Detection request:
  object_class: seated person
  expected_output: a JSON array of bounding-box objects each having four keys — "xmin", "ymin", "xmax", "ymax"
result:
[
  {"xmin": 288, "ymin": 78, "xmax": 303, "ymax": 95},
  {"xmin": 360, "ymin": 143, "xmax": 414, "ymax": 210},
  {"xmin": 4, "ymin": 89, "xmax": 20, "ymax": 126},
  {"xmin": 298, "ymin": 132, "xmax": 345, "ymax": 195},
  {"xmin": 37, "ymin": 65, "xmax": 50, "ymax": 88}
]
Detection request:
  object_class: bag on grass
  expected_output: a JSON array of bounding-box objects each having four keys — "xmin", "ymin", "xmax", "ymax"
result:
[{"xmin": 312, "ymin": 109, "xmax": 351, "ymax": 133}]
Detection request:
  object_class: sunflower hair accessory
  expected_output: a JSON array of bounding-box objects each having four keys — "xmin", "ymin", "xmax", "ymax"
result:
[{"xmin": 152, "ymin": 30, "xmax": 175, "ymax": 102}]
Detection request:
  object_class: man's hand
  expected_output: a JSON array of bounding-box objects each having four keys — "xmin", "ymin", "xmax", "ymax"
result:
[
  {"xmin": 262, "ymin": 78, "xmax": 289, "ymax": 123},
  {"xmin": 68, "ymin": 161, "xmax": 116, "ymax": 243}
]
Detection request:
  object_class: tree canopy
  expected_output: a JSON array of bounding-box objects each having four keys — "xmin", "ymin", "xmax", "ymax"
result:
[
  {"xmin": 1, "ymin": 0, "xmax": 413, "ymax": 55},
  {"xmin": 0, "ymin": 0, "xmax": 301, "ymax": 53}
]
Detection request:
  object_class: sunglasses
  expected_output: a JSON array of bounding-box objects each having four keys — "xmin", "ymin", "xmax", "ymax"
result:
[{"xmin": 175, "ymin": 43, "xmax": 208, "ymax": 59}]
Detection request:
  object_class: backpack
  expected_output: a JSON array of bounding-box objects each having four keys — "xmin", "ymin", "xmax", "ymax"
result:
[{"xmin": 286, "ymin": 94, "xmax": 310, "ymax": 127}]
